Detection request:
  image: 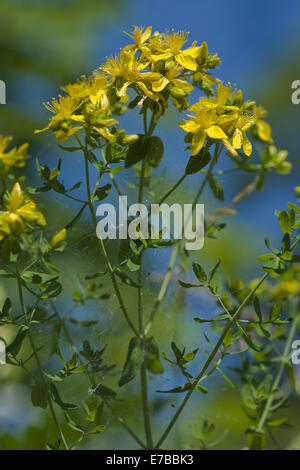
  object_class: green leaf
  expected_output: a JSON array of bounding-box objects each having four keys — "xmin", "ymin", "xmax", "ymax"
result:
[
  {"xmin": 31, "ymin": 383, "xmax": 48, "ymax": 409},
  {"xmin": 192, "ymin": 262, "xmax": 207, "ymax": 282},
  {"xmin": 171, "ymin": 342, "xmax": 183, "ymax": 362},
  {"xmin": 144, "ymin": 136, "xmax": 164, "ymax": 168},
  {"xmin": 86, "ymin": 402, "xmax": 104, "ymax": 424},
  {"xmin": 0, "ymin": 298, "xmax": 12, "ymax": 320},
  {"xmin": 145, "ymin": 337, "xmax": 164, "ymax": 374},
  {"xmin": 208, "ymin": 175, "xmax": 224, "ymax": 201},
  {"xmin": 94, "ymin": 384, "xmax": 117, "ymax": 399},
  {"xmin": 93, "ymin": 184, "xmax": 111, "ymax": 202},
  {"xmin": 223, "ymin": 328, "xmax": 235, "ymax": 348},
  {"xmin": 257, "ymin": 253, "xmax": 277, "ymax": 263},
  {"xmin": 285, "ymin": 363, "xmax": 298, "ymax": 393},
  {"xmin": 157, "ymin": 382, "xmax": 208, "ymax": 394},
  {"xmin": 21, "ymin": 271, "xmax": 58, "ymax": 285},
  {"xmin": 183, "ymin": 348, "xmax": 199, "ymax": 363},
  {"xmin": 89, "ymin": 425, "xmax": 105, "ymax": 435},
  {"xmin": 6, "ymin": 326, "xmax": 28, "ymax": 357},
  {"xmin": 58, "ymin": 145, "xmax": 80, "ymax": 152},
  {"xmin": 208, "ymin": 259, "xmax": 222, "ymax": 295},
  {"xmin": 65, "ymin": 203, "xmax": 87, "ymax": 230},
  {"xmin": 125, "ymin": 135, "xmax": 164, "ymax": 169},
  {"xmin": 48, "ymin": 384, "xmax": 77, "ymax": 411},
  {"xmin": 119, "ymin": 337, "xmax": 144, "ymax": 386},
  {"xmin": 178, "ymin": 280, "xmax": 202, "ymax": 288},
  {"xmin": 255, "ymin": 169, "xmax": 265, "ymax": 191},
  {"xmin": 269, "ymin": 302, "xmax": 282, "ymax": 322},
  {"xmin": 278, "ymin": 210, "xmax": 292, "ymax": 235},
  {"xmin": 266, "ymin": 418, "xmax": 289, "ymax": 428},
  {"xmin": 125, "ymin": 134, "xmax": 145, "ymax": 168},
  {"xmin": 65, "ymin": 413, "xmax": 84, "ymax": 434},
  {"xmin": 185, "ymin": 149, "xmax": 211, "ymax": 175},
  {"xmin": 253, "ymin": 297, "xmax": 262, "ymax": 322},
  {"xmin": 114, "ymin": 268, "xmax": 141, "ymax": 289}
]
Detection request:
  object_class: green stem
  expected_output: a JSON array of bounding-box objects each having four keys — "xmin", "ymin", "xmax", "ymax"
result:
[
  {"xmin": 16, "ymin": 271, "xmax": 69, "ymax": 450},
  {"xmin": 257, "ymin": 315, "xmax": 300, "ymax": 432},
  {"xmin": 145, "ymin": 244, "xmax": 179, "ymax": 336},
  {"xmin": 158, "ymin": 174, "xmax": 187, "ymax": 206},
  {"xmin": 101, "ymin": 150, "xmax": 123, "ymax": 197},
  {"xmin": 155, "ymin": 272, "xmax": 269, "ymax": 449},
  {"xmin": 145, "ymin": 143, "xmax": 220, "ymax": 334},
  {"xmin": 76, "ymin": 136, "xmax": 139, "ymax": 337},
  {"xmin": 51, "ymin": 302, "xmax": 146, "ymax": 449},
  {"xmin": 138, "ymin": 109, "xmax": 154, "ymax": 449},
  {"xmin": 63, "ymin": 193, "xmax": 87, "ymax": 204}
]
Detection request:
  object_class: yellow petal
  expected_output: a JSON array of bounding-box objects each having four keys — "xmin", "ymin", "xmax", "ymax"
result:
[
  {"xmin": 232, "ymin": 128, "xmax": 243, "ymax": 149},
  {"xmin": 34, "ymin": 127, "xmax": 49, "ymax": 134},
  {"xmin": 242, "ymin": 132, "xmax": 252, "ymax": 156},
  {"xmin": 71, "ymin": 114, "xmax": 84, "ymax": 122},
  {"xmin": 152, "ymin": 76, "xmax": 169, "ymax": 92},
  {"xmin": 175, "ymin": 54, "xmax": 198, "ymax": 71},
  {"xmin": 181, "ymin": 46, "xmax": 202, "ymax": 59},
  {"xmin": 9, "ymin": 183, "xmax": 23, "ymax": 212},
  {"xmin": 207, "ymin": 125, "xmax": 227, "ymax": 140},
  {"xmin": 192, "ymin": 130, "xmax": 206, "ymax": 155},
  {"xmin": 141, "ymin": 26, "xmax": 152, "ymax": 43},
  {"xmin": 222, "ymin": 139, "xmax": 238, "ymax": 156},
  {"xmin": 171, "ymin": 79, "xmax": 193, "ymax": 93},
  {"xmin": 179, "ymin": 120, "xmax": 201, "ymax": 133},
  {"xmin": 117, "ymin": 81, "xmax": 130, "ymax": 98},
  {"xmin": 256, "ymin": 120, "xmax": 273, "ymax": 144},
  {"xmin": 95, "ymin": 127, "xmax": 114, "ymax": 141},
  {"xmin": 149, "ymin": 52, "xmax": 173, "ymax": 62}
]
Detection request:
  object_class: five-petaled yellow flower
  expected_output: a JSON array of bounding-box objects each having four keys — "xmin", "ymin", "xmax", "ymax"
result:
[
  {"xmin": 35, "ymin": 95, "xmax": 83, "ymax": 142},
  {"xmin": 0, "ymin": 135, "xmax": 28, "ymax": 170},
  {"xmin": 0, "ymin": 183, "xmax": 46, "ymax": 240}
]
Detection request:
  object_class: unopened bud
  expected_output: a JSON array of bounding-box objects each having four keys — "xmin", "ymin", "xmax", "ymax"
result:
[{"xmin": 51, "ymin": 228, "xmax": 67, "ymax": 249}]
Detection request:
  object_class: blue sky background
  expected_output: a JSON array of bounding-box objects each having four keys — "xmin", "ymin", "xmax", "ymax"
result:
[
  {"xmin": 85, "ymin": 0, "xmax": 300, "ymax": 257},
  {"xmin": 1, "ymin": 0, "xmax": 300, "ymax": 446}
]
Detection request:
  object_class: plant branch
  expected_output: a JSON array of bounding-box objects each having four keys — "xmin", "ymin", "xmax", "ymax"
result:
[
  {"xmin": 76, "ymin": 135, "xmax": 139, "ymax": 337},
  {"xmin": 155, "ymin": 272, "xmax": 269, "ymax": 449},
  {"xmin": 16, "ymin": 270, "xmax": 69, "ymax": 450}
]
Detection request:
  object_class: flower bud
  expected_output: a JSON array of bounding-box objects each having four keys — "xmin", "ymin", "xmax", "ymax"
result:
[{"xmin": 51, "ymin": 228, "xmax": 67, "ymax": 249}]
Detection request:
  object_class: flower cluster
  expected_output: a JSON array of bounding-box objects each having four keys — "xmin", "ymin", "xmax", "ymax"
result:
[
  {"xmin": 0, "ymin": 182, "xmax": 46, "ymax": 240},
  {"xmin": 0, "ymin": 135, "xmax": 28, "ymax": 172},
  {"xmin": 35, "ymin": 26, "xmax": 287, "ymax": 169},
  {"xmin": 36, "ymin": 27, "xmax": 220, "ymax": 143},
  {"xmin": 179, "ymin": 84, "xmax": 276, "ymax": 157}
]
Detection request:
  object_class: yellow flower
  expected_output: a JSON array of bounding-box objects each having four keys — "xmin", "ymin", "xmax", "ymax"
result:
[
  {"xmin": 180, "ymin": 83, "xmax": 255, "ymax": 157},
  {"xmin": 272, "ymin": 280, "xmax": 300, "ymax": 300},
  {"xmin": 179, "ymin": 84, "xmax": 241, "ymax": 156},
  {"xmin": 179, "ymin": 105, "xmax": 230, "ymax": 155},
  {"xmin": 147, "ymin": 30, "xmax": 203, "ymax": 72},
  {"xmin": 125, "ymin": 26, "xmax": 153, "ymax": 50},
  {"xmin": 254, "ymin": 106, "xmax": 273, "ymax": 144},
  {"xmin": 0, "ymin": 183, "xmax": 46, "ymax": 240},
  {"xmin": 63, "ymin": 72, "xmax": 110, "ymax": 109},
  {"xmin": 295, "ymin": 186, "xmax": 300, "ymax": 201},
  {"xmin": 35, "ymin": 95, "xmax": 83, "ymax": 142},
  {"xmin": 0, "ymin": 135, "xmax": 28, "ymax": 169},
  {"xmin": 231, "ymin": 115, "xmax": 255, "ymax": 157},
  {"xmin": 101, "ymin": 50, "xmax": 167, "ymax": 114}
]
